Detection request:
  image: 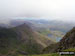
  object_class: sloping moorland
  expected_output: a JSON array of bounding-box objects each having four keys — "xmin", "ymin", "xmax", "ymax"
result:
[
  {"xmin": 0, "ymin": 20, "xmax": 75, "ymax": 56},
  {"xmin": 0, "ymin": 23, "xmax": 54, "ymax": 56}
]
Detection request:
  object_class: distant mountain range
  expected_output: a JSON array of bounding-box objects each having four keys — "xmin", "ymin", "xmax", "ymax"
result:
[{"xmin": 0, "ymin": 19, "xmax": 75, "ymax": 42}]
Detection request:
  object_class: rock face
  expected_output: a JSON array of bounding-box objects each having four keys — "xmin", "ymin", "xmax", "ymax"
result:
[
  {"xmin": 42, "ymin": 27, "xmax": 75, "ymax": 53},
  {"xmin": 0, "ymin": 23, "xmax": 54, "ymax": 56},
  {"xmin": 55, "ymin": 27, "xmax": 75, "ymax": 52}
]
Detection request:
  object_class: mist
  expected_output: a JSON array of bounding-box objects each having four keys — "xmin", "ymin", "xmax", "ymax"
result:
[{"xmin": 0, "ymin": 0, "xmax": 75, "ymax": 23}]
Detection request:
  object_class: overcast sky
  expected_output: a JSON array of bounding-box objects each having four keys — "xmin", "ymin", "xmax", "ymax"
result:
[{"xmin": 0, "ymin": 0, "xmax": 75, "ymax": 22}]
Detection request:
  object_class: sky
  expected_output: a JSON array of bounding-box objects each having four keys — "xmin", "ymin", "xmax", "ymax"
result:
[{"xmin": 0, "ymin": 0, "xmax": 75, "ymax": 22}]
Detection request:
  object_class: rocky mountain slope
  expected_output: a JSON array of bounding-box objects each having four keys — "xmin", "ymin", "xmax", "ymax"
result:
[
  {"xmin": 0, "ymin": 23, "xmax": 53, "ymax": 56},
  {"xmin": 42, "ymin": 27, "xmax": 75, "ymax": 53},
  {"xmin": 55, "ymin": 27, "xmax": 75, "ymax": 52}
]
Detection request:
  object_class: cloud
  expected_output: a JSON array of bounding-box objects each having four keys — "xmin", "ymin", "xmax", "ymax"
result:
[{"xmin": 0, "ymin": 0, "xmax": 75, "ymax": 21}]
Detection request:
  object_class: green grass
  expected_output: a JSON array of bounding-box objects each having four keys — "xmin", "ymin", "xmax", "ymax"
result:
[
  {"xmin": 63, "ymin": 48, "xmax": 75, "ymax": 52},
  {"xmin": 38, "ymin": 29, "xmax": 51, "ymax": 35},
  {"xmin": 16, "ymin": 53, "xmax": 75, "ymax": 56},
  {"xmin": 14, "ymin": 53, "xmax": 59, "ymax": 56},
  {"xmin": 29, "ymin": 53, "xmax": 59, "ymax": 56}
]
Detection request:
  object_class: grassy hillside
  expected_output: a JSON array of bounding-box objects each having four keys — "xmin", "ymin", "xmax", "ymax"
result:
[
  {"xmin": 38, "ymin": 28, "xmax": 64, "ymax": 42},
  {"xmin": 0, "ymin": 27, "xmax": 19, "ymax": 56},
  {"xmin": 0, "ymin": 23, "xmax": 54, "ymax": 56}
]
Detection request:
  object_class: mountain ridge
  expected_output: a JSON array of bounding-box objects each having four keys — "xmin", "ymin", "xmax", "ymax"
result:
[{"xmin": 0, "ymin": 22, "xmax": 54, "ymax": 56}]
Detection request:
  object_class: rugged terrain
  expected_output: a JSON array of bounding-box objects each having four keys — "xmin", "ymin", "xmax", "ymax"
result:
[
  {"xmin": 0, "ymin": 23, "xmax": 53, "ymax": 56},
  {"xmin": 0, "ymin": 19, "xmax": 75, "ymax": 42},
  {"xmin": 0, "ymin": 20, "xmax": 75, "ymax": 56},
  {"xmin": 42, "ymin": 27, "xmax": 75, "ymax": 53}
]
